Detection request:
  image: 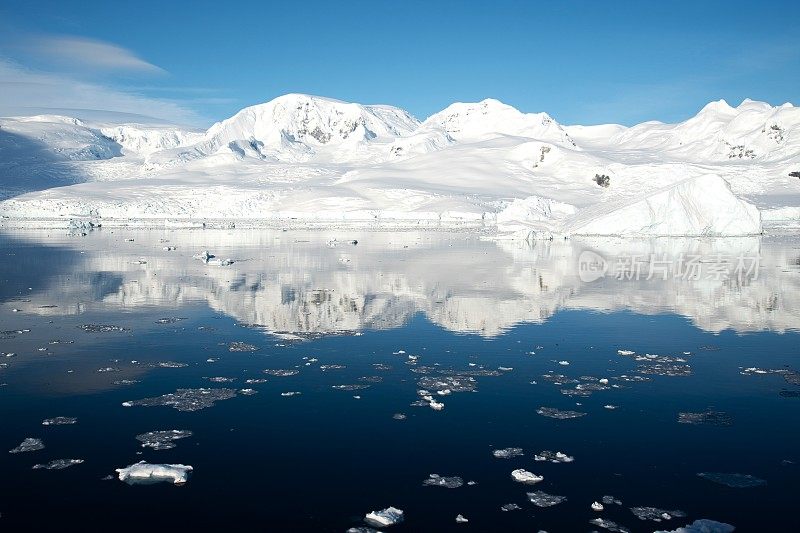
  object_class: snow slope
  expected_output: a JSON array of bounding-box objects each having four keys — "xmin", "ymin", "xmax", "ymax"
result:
[{"xmin": 1, "ymin": 94, "xmax": 799, "ymax": 236}]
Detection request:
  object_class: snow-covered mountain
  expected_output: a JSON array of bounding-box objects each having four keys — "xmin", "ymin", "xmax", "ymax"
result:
[{"xmin": 1, "ymin": 94, "xmax": 799, "ymax": 237}]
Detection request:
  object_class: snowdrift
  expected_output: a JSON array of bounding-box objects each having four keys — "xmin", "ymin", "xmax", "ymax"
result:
[{"xmin": 565, "ymin": 174, "xmax": 762, "ymax": 236}]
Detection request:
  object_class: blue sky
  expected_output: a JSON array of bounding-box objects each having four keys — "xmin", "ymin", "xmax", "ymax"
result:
[{"xmin": 0, "ymin": 0, "xmax": 798, "ymax": 126}]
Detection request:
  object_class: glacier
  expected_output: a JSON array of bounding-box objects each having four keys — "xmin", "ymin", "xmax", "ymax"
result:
[{"xmin": 1, "ymin": 94, "xmax": 798, "ymax": 236}]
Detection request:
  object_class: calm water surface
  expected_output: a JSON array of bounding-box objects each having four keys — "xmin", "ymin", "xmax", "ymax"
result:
[{"xmin": 0, "ymin": 229, "xmax": 798, "ymax": 531}]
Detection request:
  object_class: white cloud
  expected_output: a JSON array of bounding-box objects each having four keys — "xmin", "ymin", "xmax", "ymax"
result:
[
  {"xmin": 26, "ymin": 35, "xmax": 165, "ymax": 74},
  {"xmin": 0, "ymin": 59, "xmax": 203, "ymax": 125}
]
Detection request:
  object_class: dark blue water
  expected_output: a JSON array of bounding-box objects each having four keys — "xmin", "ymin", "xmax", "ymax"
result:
[{"xmin": 0, "ymin": 230, "xmax": 798, "ymax": 531}]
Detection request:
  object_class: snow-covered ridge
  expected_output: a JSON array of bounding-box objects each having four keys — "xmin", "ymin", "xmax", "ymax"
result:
[{"xmin": 1, "ymin": 94, "xmax": 799, "ymax": 236}]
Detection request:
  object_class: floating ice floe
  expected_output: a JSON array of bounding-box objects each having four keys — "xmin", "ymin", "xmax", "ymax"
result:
[
  {"xmin": 697, "ymin": 472, "xmax": 766, "ymax": 488},
  {"xmin": 9, "ymin": 438, "xmax": 44, "ymax": 454},
  {"xmin": 116, "ymin": 461, "xmax": 193, "ymax": 485},
  {"xmin": 113, "ymin": 379, "xmax": 139, "ymax": 385},
  {"xmin": 592, "ymin": 501, "xmax": 605, "ymax": 511},
  {"xmin": 423, "ymin": 474, "xmax": 464, "ymax": 488},
  {"xmin": 77, "ymin": 324, "xmax": 129, "ymax": 333},
  {"xmin": 653, "ymin": 519, "xmax": 735, "ymax": 533},
  {"xmin": 364, "ymin": 506, "xmax": 404, "ymax": 528},
  {"xmin": 527, "ymin": 490, "xmax": 567, "ymax": 507},
  {"xmin": 263, "ymin": 369, "xmax": 299, "ymax": 377},
  {"xmin": 392, "ymin": 413, "xmax": 407, "ymax": 420},
  {"xmin": 281, "ymin": 391, "xmax": 301, "ymax": 397},
  {"xmin": 618, "ymin": 350, "xmax": 635, "ymax": 356},
  {"xmin": 332, "ymin": 384, "xmax": 370, "ymax": 391},
  {"xmin": 455, "ymin": 514, "xmax": 468, "ymax": 523},
  {"xmin": 677, "ymin": 410, "xmax": 733, "ymax": 426},
  {"xmin": 123, "ymin": 388, "xmax": 237, "ymax": 412},
  {"xmin": 206, "ymin": 376, "xmax": 236, "ymax": 383},
  {"xmin": 239, "ymin": 388, "xmax": 257, "ymax": 395},
  {"xmin": 558, "ymin": 360, "xmax": 570, "ymax": 366},
  {"xmin": 229, "ymin": 341, "xmax": 258, "ymax": 352},
  {"xmin": 359, "ymin": 376, "xmax": 383, "ymax": 383},
  {"xmin": 631, "ymin": 506, "xmax": 687, "ymax": 521},
  {"xmin": 604, "ymin": 404, "xmax": 618, "ymax": 410},
  {"xmin": 536, "ymin": 407, "xmax": 586, "ymax": 419},
  {"xmin": 511, "ymin": 469, "xmax": 543, "ymax": 484},
  {"xmin": 153, "ymin": 361, "xmax": 188, "ymax": 368},
  {"xmin": 155, "ymin": 317, "xmax": 186, "ymax": 324},
  {"xmin": 589, "ymin": 518, "xmax": 630, "ymax": 532},
  {"xmin": 320, "ymin": 364, "xmax": 346, "ymax": 371},
  {"xmin": 136, "ymin": 430, "xmax": 193, "ymax": 450},
  {"xmin": 245, "ymin": 378, "xmax": 268, "ymax": 384},
  {"xmin": 33, "ymin": 459, "xmax": 83, "ymax": 470},
  {"xmin": 602, "ymin": 495, "xmax": 623, "ymax": 505},
  {"xmin": 534, "ymin": 450, "xmax": 574, "ymax": 463},
  {"xmin": 637, "ymin": 363, "xmax": 692, "ymax": 377},
  {"xmin": 42, "ymin": 417, "xmax": 77, "ymax": 426},
  {"xmin": 492, "ymin": 447, "xmax": 524, "ymax": 459},
  {"xmin": 417, "ymin": 375, "xmax": 477, "ymax": 393},
  {"xmin": 500, "ymin": 503, "xmax": 522, "ymax": 512}
]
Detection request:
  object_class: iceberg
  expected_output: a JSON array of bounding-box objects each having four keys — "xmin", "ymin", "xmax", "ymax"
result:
[{"xmin": 567, "ymin": 175, "xmax": 762, "ymax": 237}]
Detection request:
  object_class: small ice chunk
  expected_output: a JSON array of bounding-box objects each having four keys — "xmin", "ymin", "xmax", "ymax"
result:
[
  {"xmin": 697, "ymin": 472, "xmax": 766, "ymax": 488},
  {"xmin": 136, "ymin": 430, "xmax": 193, "ymax": 450},
  {"xmin": 617, "ymin": 350, "xmax": 635, "ymax": 355},
  {"xmin": 527, "ymin": 490, "xmax": 567, "ymax": 507},
  {"xmin": 9, "ymin": 438, "xmax": 44, "ymax": 454},
  {"xmin": 455, "ymin": 514, "xmax": 468, "ymax": 523},
  {"xmin": 239, "ymin": 388, "xmax": 257, "ymax": 395},
  {"xmin": 558, "ymin": 360, "xmax": 570, "ymax": 366},
  {"xmin": 536, "ymin": 407, "xmax": 586, "ymax": 419},
  {"xmin": 602, "ymin": 495, "xmax": 623, "ymax": 505},
  {"xmin": 631, "ymin": 506, "xmax": 686, "ymax": 521},
  {"xmin": 33, "ymin": 459, "xmax": 83, "ymax": 470},
  {"xmin": 500, "ymin": 503, "xmax": 522, "ymax": 512},
  {"xmin": 42, "ymin": 417, "xmax": 77, "ymax": 426},
  {"xmin": 423, "ymin": 474, "xmax": 463, "ymax": 488},
  {"xmin": 281, "ymin": 391, "xmax": 301, "ymax": 397},
  {"xmin": 429, "ymin": 400, "xmax": 445, "ymax": 411},
  {"xmin": 116, "ymin": 461, "xmax": 193, "ymax": 485},
  {"xmin": 592, "ymin": 501, "xmax": 605, "ymax": 511},
  {"xmin": 392, "ymin": 413, "xmax": 407, "ymax": 420},
  {"xmin": 590, "ymin": 518, "xmax": 630, "ymax": 532},
  {"xmin": 653, "ymin": 519, "xmax": 735, "ymax": 533},
  {"xmin": 534, "ymin": 450, "xmax": 574, "ymax": 463},
  {"xmin": 511, "ymin": 469, "xmax": 543, "ymax": 484},
  {"xmin": 492, "ymin": 447, "xmax": 524, "ymax": 459},
  {"xmin": 364, "ymin": 506, "xmax": 404, "ymax": 527}
]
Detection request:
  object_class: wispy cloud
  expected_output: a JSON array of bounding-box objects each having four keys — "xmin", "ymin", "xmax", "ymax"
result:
[
  {"xmin": 0, "ymin": 59, "xmax": 203, "ymax": 125},
  {"xmin": 25, "ymin": 35, "xmax": 165, "ymax": 74}
]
